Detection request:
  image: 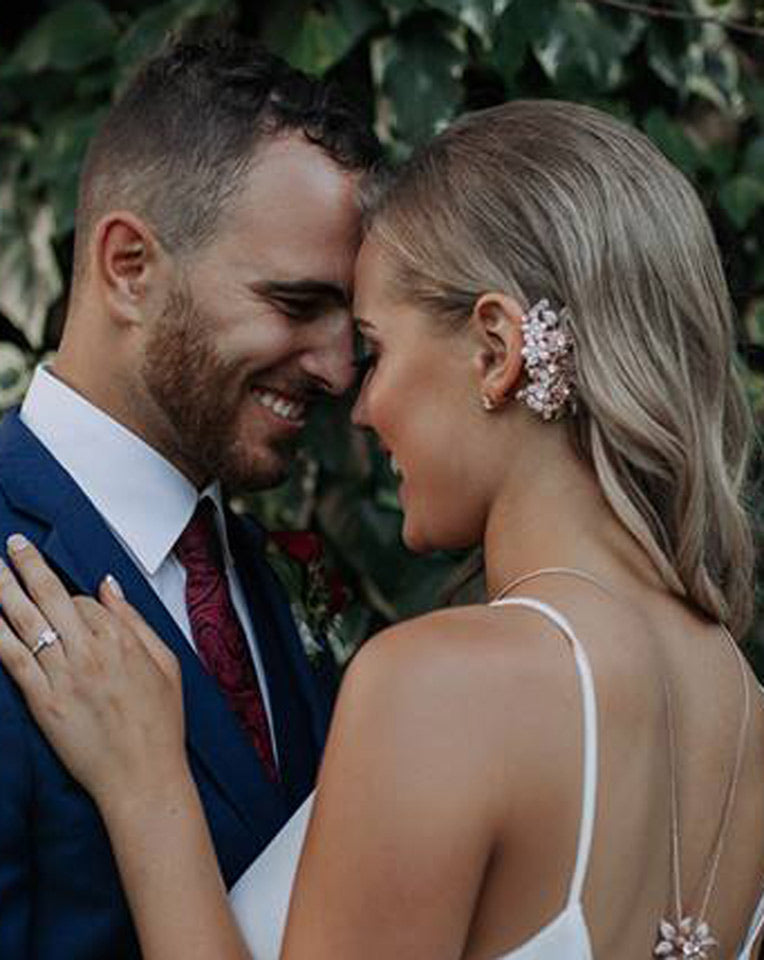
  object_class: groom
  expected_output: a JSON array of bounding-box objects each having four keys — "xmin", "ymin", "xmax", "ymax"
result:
[{"xmin": 0, "ymin": 35, "xmax": 379, "ymax": 958}]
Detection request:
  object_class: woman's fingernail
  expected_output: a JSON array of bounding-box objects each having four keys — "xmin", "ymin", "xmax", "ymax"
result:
[
  {"xmin": 7, "ymin": 534, "xmax": 29, "ymax": 554},
  {"xmin": 103, "ymin": 574, "xmax": 124, "ymax": 599}
]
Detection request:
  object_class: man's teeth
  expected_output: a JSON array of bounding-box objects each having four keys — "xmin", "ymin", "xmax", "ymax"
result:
[
  {"xmin": 390, "ymin": 455, "xmax": 402, "ymax": 477},
  {"xmin": 253, "ymin": 389, "xmax": 305, "ymax": 422}
]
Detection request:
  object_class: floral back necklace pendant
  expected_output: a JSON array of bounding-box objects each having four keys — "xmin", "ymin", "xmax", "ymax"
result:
[{"xmin": 654, "ymin": 917, "xmax": 717, "ymax": 958}]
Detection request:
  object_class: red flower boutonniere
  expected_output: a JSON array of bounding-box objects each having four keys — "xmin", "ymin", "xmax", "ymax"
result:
[{"xmin": 266, "ymin": 530, "xmax": 353, "ymax": 666}]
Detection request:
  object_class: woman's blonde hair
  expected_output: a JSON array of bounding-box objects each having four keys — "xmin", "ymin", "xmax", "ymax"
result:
[{"xmin": 364, "ymin": 100, "xmax": 755, "ymax": 636}]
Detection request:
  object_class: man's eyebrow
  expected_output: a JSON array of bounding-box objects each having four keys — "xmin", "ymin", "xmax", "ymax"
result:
[{"xmin": 252, "ymin": 280, "xmax": 349, "ymax": 304}]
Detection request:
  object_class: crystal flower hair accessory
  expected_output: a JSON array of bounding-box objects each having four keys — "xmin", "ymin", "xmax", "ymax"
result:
[{"xmin": 515, "ymin": 298, "xmax": 576, "ymax": 421}]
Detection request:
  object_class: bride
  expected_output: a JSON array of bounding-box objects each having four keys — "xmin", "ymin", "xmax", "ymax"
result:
[{"xmin": 0, "ymin": 99, "xmax": 763, "ymax": 960}]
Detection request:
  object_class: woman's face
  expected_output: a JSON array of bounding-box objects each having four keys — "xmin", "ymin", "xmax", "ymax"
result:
[{"xmin": 351, "ymin": 238, "xmax": 492, "ymax": 553}]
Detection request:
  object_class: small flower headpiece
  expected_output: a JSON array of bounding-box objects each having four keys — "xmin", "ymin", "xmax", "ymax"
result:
[{"xmin": 515, "ymin": 298, "xmax": 576, "ymax": 421}]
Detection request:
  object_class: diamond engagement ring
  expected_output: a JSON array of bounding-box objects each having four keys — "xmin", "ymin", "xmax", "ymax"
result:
[{"xmin": 31, "ymin": 627, "xmax": 58, "ymax": 658}]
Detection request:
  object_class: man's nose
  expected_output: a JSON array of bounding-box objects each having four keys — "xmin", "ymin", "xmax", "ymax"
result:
[{"xmin": 300, "ymin": 315, "xmax": 356, "ymax": 396}]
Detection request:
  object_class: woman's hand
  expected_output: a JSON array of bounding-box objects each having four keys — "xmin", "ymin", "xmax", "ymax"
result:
[
  {"xmin": 0, "ymin": 534, "xmax": 188, "ymax": 810},
  {"xmin": 0, "ymin": 535, "xmax": 252, "ymax": 960}
]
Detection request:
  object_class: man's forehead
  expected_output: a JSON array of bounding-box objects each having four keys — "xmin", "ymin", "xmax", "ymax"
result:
[
  {"xmin": 224, "ymin": 166, "xmax": 361, "ymax": 262},
  {"xmin": 239, "ymin": 133, "xmax": 362, "ymax": 215},
  {"xmin": 205, "ymin": 134, "xmax": 363, "ymax": 295}
]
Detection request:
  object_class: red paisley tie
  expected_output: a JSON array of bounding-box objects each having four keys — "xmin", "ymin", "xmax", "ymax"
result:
[{"xmin": 175, "ymin": 499, "xmax": 278, "ymax": 782}]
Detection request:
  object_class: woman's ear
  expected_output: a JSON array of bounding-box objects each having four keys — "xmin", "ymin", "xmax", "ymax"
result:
[
  {"xmin": 93, "ymin": 212, "xmax": 170, "ymax": 326},
  {"xmin": 471, "ymin": 292, "xmax": 525, "ymax": 411}
]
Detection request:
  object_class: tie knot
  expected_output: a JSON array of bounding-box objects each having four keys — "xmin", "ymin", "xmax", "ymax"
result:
[{"xmin": 175, "ymin": 499, "xmax": 224, "ymax": 573}]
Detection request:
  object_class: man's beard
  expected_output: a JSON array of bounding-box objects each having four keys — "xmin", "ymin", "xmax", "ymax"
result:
[{"xmin": 141, "ymin": 287, "xmax": 294, "ymax": 491}]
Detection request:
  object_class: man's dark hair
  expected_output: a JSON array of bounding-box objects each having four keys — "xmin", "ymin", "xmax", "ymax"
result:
[{"xmin": 73, "ymin": 34, "xmax": 381, "ymax": 272}]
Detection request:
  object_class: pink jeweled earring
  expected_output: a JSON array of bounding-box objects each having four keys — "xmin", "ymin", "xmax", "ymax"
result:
[{"xmin": 515, "ymin": 298, "xmax": 576, "ymax": 421}]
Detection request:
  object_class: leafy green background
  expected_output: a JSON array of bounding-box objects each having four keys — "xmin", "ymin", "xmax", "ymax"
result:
[{"xmin": 2, "ymin": 0, "xmax": 763, "ymax": 667}]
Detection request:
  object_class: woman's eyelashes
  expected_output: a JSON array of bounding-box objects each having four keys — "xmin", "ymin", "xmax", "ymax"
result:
[{"xmin": 353, "ymin": 336, "xmax": 379, "ymax": 381}]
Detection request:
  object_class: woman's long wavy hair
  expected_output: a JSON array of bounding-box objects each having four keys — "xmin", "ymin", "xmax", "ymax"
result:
[{"xmin": 363, "ymin": 100, "xmax": 755, "ymax": 637}]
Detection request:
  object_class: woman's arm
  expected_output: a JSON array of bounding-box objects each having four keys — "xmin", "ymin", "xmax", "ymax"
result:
[
  {"xmin": 280, "ymin": 618, "xmax": 499, "ymax": 960},
  {"xmin": 98, "ymin": 772, "xmax": 249, "ymax": 960},
  {"xmin": 0, "ymin": 537, "xmax": 250, "ymax": 960}
]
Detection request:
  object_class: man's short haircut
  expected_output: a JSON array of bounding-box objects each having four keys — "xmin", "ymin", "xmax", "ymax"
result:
[{"xmin": 73, "ymin": 34, "xmax": 382, "ymax": 273}]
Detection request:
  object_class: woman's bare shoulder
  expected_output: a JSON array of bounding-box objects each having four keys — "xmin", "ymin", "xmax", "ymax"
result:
[
  {"xmin": 330, "ymin": 601, "xmax": 598, "ymax": 783},
  {"xmin": 343, "ymin": 600, "xmax": 602, "ymax": 693},
  {"xmin": 314, "ymin": 603, "xmax": 580, "ymax": 862},
  {"xmin": 332, "ymin": 593, "xmax": 667, "ymax": 788}
]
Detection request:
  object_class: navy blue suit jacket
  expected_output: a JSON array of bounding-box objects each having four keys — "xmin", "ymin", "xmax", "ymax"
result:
[{"xmin": 0, "ymin": 410, "xmax": 335, "ymax": 958}]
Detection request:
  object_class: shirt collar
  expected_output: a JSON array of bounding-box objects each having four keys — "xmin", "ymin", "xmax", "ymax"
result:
[{"xmin": 20, "ymin": 365, "xmax": 228, "ymax": 576}]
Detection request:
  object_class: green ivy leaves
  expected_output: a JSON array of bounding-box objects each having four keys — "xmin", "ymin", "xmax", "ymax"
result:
[
  {"xmin": 0, "ymin": 0, "xmax": 231, "ymax": 359},
  {"xmin": 5, "ymin": 1, "xmax": 118, "ymax": 76}
]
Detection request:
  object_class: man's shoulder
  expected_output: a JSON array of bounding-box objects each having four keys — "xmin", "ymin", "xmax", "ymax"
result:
[
  {"xmin": 0, "ymin": 405, "xmax": 33, "ymax": 453},
  {"xmin": 0, "ymin": 406, "xmax": 60, "ymax": 490}
]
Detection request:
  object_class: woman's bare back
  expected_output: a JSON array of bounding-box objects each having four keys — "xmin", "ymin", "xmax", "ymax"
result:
[{"xmin": 388, "ymin": 580, "xmax": 764, "ymax": 959}]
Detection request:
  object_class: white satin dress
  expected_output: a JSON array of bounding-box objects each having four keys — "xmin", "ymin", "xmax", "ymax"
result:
[{"xmin": 229, "ymin": 597, "xmax": 764, "ymax": 959}]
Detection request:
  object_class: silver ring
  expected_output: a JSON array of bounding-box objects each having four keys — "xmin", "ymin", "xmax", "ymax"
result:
[{"xmin": 31, "ymin": 627, "xmax": 58, "ymax": 658}]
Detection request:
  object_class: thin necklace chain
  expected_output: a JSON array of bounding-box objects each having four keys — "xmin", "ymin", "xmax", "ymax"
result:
[
  {"xmin": 490, "ymin": 565, "xmax": 614, "ymax": 603},
  {"xmin": 664, "ymin": 630, "xmax": 751, "ymax": 924}
]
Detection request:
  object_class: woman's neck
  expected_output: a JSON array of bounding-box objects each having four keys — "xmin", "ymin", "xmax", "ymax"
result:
[{"xmin": 482, "ymin": 449, "xmax": 664, "ymax": 603}]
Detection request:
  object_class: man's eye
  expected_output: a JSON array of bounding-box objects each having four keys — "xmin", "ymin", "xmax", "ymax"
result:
[{"xmin": 276, "ymin": 297, "xmax": 321, "ymax": 320}]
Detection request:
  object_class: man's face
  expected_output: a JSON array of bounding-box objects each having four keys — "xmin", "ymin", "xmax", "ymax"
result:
[{"xmin": 141, "ymin": 134, "xmax": 362, "ymax": 490}]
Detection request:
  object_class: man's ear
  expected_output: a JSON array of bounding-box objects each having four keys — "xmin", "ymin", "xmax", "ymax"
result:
[
  {"xmin": 93, "ymin": 212, "xmax": 169, "ymax": 325},
  {"xmin": 471, "ymin": 292, "xmax": 525, "ymax": 410}
]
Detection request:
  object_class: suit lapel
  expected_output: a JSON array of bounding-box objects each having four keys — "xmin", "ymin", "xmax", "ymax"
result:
[
  {"xmin": 0, "ymin": 411, "xmax": 287, "ymax": 841},
  {"xmin": 227, "ymin": 514, "xmax": 334, "ymax": 806}
]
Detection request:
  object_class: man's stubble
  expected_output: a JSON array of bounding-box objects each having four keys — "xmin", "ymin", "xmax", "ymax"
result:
[{"xmin": 141, "ymin": 286, "xmax": 293, "ymax": 492}]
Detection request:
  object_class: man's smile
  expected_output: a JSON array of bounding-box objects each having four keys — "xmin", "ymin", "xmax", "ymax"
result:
[{"xmin": 250, "ymin": 386, "xmax": 307, "ymax": 425}]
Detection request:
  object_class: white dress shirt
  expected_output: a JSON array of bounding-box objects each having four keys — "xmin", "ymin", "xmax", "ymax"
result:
[{"xmin": 20, "ymin": 365, "xmax": 277, "ymax": 753}]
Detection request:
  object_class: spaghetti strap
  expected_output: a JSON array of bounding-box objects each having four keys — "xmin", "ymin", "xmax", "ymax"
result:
[
  {"xmin": 490, "ymin": 596, "xmax": 598, "ymax": 906},
  {"xmin": 738, "ymin": 886, "xmax": 764, "ymax": 958}
]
